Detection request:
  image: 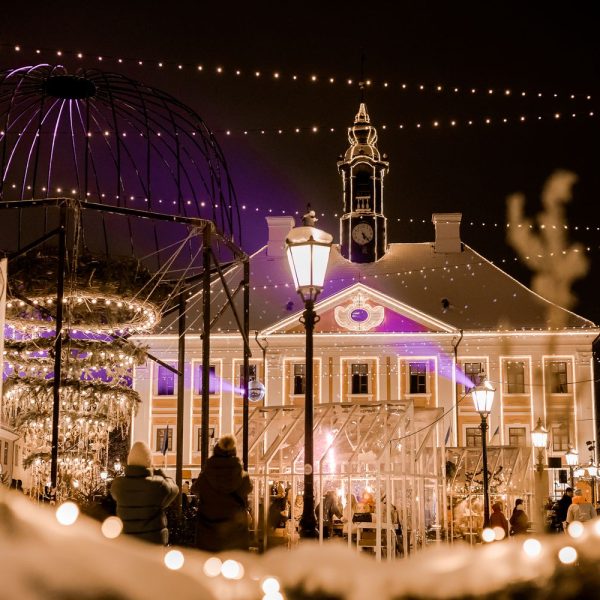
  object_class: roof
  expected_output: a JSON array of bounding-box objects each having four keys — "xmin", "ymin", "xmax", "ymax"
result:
[{"xmin": 156, "ymin": 239, "xmax": 596, "ymax": 336}]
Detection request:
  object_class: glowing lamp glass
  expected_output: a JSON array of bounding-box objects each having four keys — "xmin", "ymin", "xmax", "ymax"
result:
[
  {"xmin": 565, "ymin": 447, "xmax": 579, "ymax": 467},
  {"xmin": 587, "ymin": 464, "xmax": 598, "ymax": 477},
  {"xmin": 471, "ymin": 379, "xmax": 495, "ymax": 416},
  {"xmin": 286, "ymin": 226, "xmax": 333, "ymax": 302},
  {"xmin": 531, "ymin": 418, "xmax": 548, "ymax": 449}
]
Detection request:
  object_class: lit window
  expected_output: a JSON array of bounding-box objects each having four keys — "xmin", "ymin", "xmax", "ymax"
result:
[
  {"xmin": 155, "ymin": 427, "xmax": 173, "ymax": 453},
  {"xmin": 508, "ymin": 426, "xmax": 527, "ymax": 447},
  {"xmin": 464, "ymin": 362, "xmax": 482, "ymax": 392},
  {"xmin": 549, "ymin": 362, "xmax": 568, "ymax": 393},
  {"xmin": 506, "ymin": 361, "xmax": 525, "ymax": 394},
  {"xmin": 293, "ymin": 364, "xmax": 306, "ymax": 395},
  {"xmin": 466, "ymin": 427, "xmax": 482, "ymax": 448},
  {"xmin": 409, "ymin": 362, "xmax": 427, "ymax": 394},
  {"xmin": 351, "ymin": 363, "xmax": 369, "ymax": 394},
  {"xmin": 551, "ymin": 425, "xmax": 569, "ymax": 452},
  {"xmin": 195, "ymin": 365, "xmax": 217, "ymax": 395},
  {"xmin": 156, "ymin": 365, "xmax": 175, "ymax": 396}
]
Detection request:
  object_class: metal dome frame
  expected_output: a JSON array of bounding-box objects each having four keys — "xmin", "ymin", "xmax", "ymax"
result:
[{"xmin": 0, "ymin": 65, "xmax": 252, "ymax": 495}]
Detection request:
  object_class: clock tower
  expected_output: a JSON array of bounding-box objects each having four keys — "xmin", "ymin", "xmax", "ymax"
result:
[{"xmin": 338, "ymin": 103, "xmax": 389, "ymax": 263}]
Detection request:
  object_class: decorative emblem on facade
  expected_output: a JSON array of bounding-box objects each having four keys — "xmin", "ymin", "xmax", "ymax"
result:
[{"xmin": 334, "ymin": 291, "xmax": 384, "ymax": 331}]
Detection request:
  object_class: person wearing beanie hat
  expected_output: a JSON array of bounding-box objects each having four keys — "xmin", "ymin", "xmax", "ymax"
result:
[
  {"xmin": 111, "ymin": 440, "xmax": 178, "ymax": 545},
  {"xmin": 191, "ymin": 434, "xmax": 253, "ymax": 552},
  {"xmin": 509, "ymin": 498, "xmax": 529, "ymax": 536}
]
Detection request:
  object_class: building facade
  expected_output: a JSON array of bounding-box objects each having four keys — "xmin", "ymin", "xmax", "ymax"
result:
[{"xmin": 132, "ymin": 105, "xmax": 598, "ymax": 506}]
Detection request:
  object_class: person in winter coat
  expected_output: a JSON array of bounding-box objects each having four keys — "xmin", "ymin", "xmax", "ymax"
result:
[
  {"xmin": 554, "ymin": 487, "xmax": 574, "ymax": 529},
  {"xmin": 320, "ymin": 490, "xmax": 344, "ymax": 538},
  {"xmin": 192, "ymin": 434, "xmax": 253, "ymax": 552},
  {"xmin": 110, "ymin": 441, "xmax": 179, "ymax": 545},
  {"xmin": 489, "ymin": 501, "xmax": 509, "ymax": 539},
  {"xmin": 509, "ymin": 498, "xmax": 529, "ymax": 535},
  {"xmin": 566, "ymin": 494, "xmax": 595, "ymax": 523}
]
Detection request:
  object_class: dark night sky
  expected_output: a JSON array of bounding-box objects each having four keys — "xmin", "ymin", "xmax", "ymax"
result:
[{"xmin": 2, "ymin": 2, "xmax": 599, "ymax": 322}]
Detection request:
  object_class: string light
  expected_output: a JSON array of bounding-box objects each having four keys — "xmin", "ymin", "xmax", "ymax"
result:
[{"xmin": 1, "ymin": 43, "xmax": 593, "ymax": 100}]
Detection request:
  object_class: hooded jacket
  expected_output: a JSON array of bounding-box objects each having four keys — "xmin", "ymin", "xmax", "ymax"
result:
[
  {"xmin": 566, "ymin": 496, "xmax": 595, "ymax": 523},
  {"xmin": 191, "ymin": 448, "xmax": 253, "ymax": 552},
  {"xmin": 110, "ymin": 466, "xmax": 178, "ymax": 545}
]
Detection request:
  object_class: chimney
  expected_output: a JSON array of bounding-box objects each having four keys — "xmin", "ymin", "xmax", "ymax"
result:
[
  {"xmin": 266, "ymin": 216, "xmax": 296, "ymax": 258},
  {"xmin": 432, "ymin": 213, "xmax": 463, "ymax": 253}
]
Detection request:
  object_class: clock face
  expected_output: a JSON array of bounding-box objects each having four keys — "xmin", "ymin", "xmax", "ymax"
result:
[{"xmin": 352, "ymin": 222, "xmax": 374, "ymax": 245}]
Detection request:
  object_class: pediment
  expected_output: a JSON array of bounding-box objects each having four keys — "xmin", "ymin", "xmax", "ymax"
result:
[{"xmin": 262, "ymin": 283, "xmax": 455, "ymax": 334}]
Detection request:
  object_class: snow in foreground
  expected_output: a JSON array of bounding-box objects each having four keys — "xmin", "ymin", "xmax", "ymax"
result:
[{"xmin": 1, "ymin": 490, "xmax": 599, "ymax": 600}]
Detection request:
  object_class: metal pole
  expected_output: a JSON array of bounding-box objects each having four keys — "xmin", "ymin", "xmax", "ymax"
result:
[
  {"xmin": 481, "ymin": 414, "xmax": 490, "ymax": 528},
  {"xmin": 201, "ymin": 225, "xmax": 211, "ymax": 469},
  {"xmin": 50, "ymin": 206, "xmax": 67, "ymax": 493},
  {"xmin": 299, "ymin": 298, "xmax": 318, "ymax": 538},
  {"xmin": 242, "ymin": 258, "xmax": 250, "ymax": 470},
  {"xmin": 176, "ymin": 292, "xmax": 186, "ymax": 496},
  {"xmin": 570, "ymin": 466, "xmax": 575, "ymax": 489}
]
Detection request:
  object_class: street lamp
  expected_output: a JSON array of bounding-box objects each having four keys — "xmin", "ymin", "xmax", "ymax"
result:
[
  {"xmin": 531, "ymin": 418, "xmax": 549, "ymax": 534},
  {"xmin": 587, "ymin": 462, "xmax": 598, "ymax": 507},
  {"xmin": 286, "ymin": 224, "xmax": 333, "ymax": 538},
  {"xmin": 471, "ymin": 378, "xmax": 495, "ymax": 528},
  {"xmin": 565, "ymin": 446, "xmax": 579, "ymax": 488},
  {"xmin": 531, "ymin": 418, "xmax": 549, "ymax": 473}
]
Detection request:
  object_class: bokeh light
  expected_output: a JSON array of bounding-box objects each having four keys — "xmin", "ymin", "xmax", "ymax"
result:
[
  {"xmin": 55, "ymin": 502, "xmax": 79, "ymax": 526},
  {"xmin": 522, "ymin": 538, "xmax": 542, "ymax": 558},
  {"xmin": 203, "ymin": 557, "xmax": 222, "ymax": 577},
  {"xmin": 492, "ymin": 526, "xmax": 506, "ymax": 541},
  {"xmin": 101, "ymin": 516, "xmax": 123, "ymax": 539},
  {"xmin": 262, "ymin": 577, "xmax": 281, "ymax": 594},
  {"xmin": 221, "ymin": 559, "xmax": 244, "ymax": 580},
  {"xmin": 164, "ymin": 549, "xmax": 185, "ymax": 570},
  {"xmin": 481, "ymin": 527, "xmax": 495, "ymax": 543},
  {"xmin": 567, "ymin": 521, "xmax": 584, "ymax": 539},
  {"xmin": 558, "ymin": 546, "xmax": 578, "ymax": 565}
]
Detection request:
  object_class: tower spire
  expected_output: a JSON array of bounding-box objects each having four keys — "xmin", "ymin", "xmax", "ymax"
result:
[
  {"xmin": 337, "ymin": 103, "xmax": 389, "ymax": 263},
  {"xmin": 359, "ymin": 51, "xmax": 366, "ymax": 103}
]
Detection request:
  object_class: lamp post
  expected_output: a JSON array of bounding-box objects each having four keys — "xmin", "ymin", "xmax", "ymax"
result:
[
  {"xmin": 471, "ymin": 378, "xmax": 495, "ymax": 528},
  {"xmin": 531, "ymin": 418, "xmax": 549, "ymax": 473},
  {"xmin": 531, "ymin": 418, "xmax": 549, "ymax": 533},
  {"xmin": 587, "ymin": 462, "xmax": 598, "ymax": 507},
  {"xmin": 565, "ymin": 446, "xmax": 578, "ymax": 489},
  {"xmin": 286, "ymin": 224, "xmax": 333, "ymax": 538}
]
